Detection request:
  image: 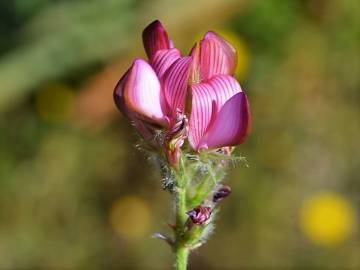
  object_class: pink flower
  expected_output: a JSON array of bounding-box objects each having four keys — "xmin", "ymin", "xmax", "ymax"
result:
[
  {"xmin": 114, "ymin": 20, "xmax": 192, "ymax": 136},
  {"xmin": 114, "ymin": 20, "xmax": 251, "ymax": 159},
  {"xmin": 188, "ymin": 32, "xmax": 251, "ymax": 151}
]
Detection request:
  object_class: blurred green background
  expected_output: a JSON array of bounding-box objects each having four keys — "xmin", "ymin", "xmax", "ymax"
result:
[{"xmin": 0, "ymin": 0, "xmax": 359, "ymax": 269}]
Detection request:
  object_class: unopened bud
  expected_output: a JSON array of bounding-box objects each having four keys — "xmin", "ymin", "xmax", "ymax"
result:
[
  {"xmin": 213, "ymin": 185, "xmax": 232, "ymax": 203},
  {"xmin": 186, "ymin": 206, "xmax": 212, "ymax": 225},
  {"xmin": 167, "ymin": 110, "xmax": 188, "ymax": 149},
  {"xmin": 165, "ymin": 110, "xmax": 188, "ymax": 168}
]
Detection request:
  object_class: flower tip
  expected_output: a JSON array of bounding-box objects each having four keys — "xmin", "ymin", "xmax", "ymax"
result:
[
  {"xmin": 204, "ymin": 30, "xmax": 236, "ymax": 52},
  {"xmin": 203, "ymin": 31, "xmax": 217, "ymax": 39},
  {"xmin": 144, "ymin": 20, "xmax": 167, "ymax": 36},
  {"xmin": 148, "ymin": 19, "xmax": 164, "ymax": 28},
  {"xmin": 142, "ymin": 20, "xmax": 171, "ymax": 59},
  {"xmin": 203, "ymin": 31, "xmax": 228, "ymax": 44},
  {"xmin": 132, "ymin": 58, "xmax": 148, "ymax": 69},
  {"xmin": 203, "ymin": 31, "xmax": 226, "ymax": 42}
]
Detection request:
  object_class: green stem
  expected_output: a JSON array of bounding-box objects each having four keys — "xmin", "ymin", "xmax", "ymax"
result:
[
  {"xmin": 175, "ymin": 186, "xmax": 189, "ymax": 269},
  {"xmin": 176, "ymin": 186, "xmax": 187, "ymax": 227},
  {"xmin": 174, "ymin": 158, "xmax": 190, "ymax": 270},
  {"xmin": 175, "ymin": 245, "xmax": 189, "ymax": 270}
]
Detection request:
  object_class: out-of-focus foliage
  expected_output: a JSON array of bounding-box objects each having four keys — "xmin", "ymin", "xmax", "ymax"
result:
[{"xmin": 0, "ymin": 0, "xmax": 359, "ymax": 269}]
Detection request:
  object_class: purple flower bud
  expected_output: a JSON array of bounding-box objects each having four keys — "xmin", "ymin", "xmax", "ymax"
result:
[
  {"xmin": 186, "ymin": 206, "xmax": 212, "ymax": 225},
  {"xmin": 213, "ymin": 185, "xmax": 232, "ymax": 202}
]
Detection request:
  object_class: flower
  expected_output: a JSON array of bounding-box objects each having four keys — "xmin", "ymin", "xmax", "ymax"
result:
[
  {"xmin": 188, "ymin": 32, "xmax": 251, "ymax": 151},
  {"xmin": 114, "ymin": 20, "xmax": 192, "ymax": 135},
  {"xmin": 112, "ymin": 21, "xmax": 253, "ymax": 267},
  {"xmin": 114, "ymin": 21, "xmax": 192, "ymax": 166},
  {"xmin": 113, "ymin": 20, "xmax": 251, "ymax": 162},
  {"xmin": 187, "ymin": 206, "xmax": 212, "ymax": 225}
]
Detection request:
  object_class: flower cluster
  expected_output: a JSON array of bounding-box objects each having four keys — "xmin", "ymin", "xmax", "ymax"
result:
[
  {"xmin": 113, "ymin": 20, "xmax": 251, "ymax": 268},
  {"xmin": 114, "ymin": 20, "xmax": 251, "ymax": 167}
]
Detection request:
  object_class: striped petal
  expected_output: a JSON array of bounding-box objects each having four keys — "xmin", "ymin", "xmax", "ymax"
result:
[
  {"xmin": 191, "ymin": 31, "xmax": 237, "ymax": 81},
  {"xmin": 200, "ymin": 92, "xmax": 251, "ymax": 150},
  {"xmin": 188, "ymin": 75, "xmax": 241, "ymax": 150},
  {"xmin": 162, "ymin": 56, "xmax": 192, "ymax": 120},
  {"xmin": 123, "ymin": 59, "xmax": 167, "ymax": 125},
  {"xmin": 142, "ymin": 20, "xmax": 172, "ymax": 60},
  {"xmin": 151, "ymin": 48, "xmax": 181, "ymax": 79}
]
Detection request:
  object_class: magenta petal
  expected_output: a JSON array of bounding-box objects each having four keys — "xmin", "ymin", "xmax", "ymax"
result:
[
  {"xmin": 189, "ymin": 43, "xmax": 201, "ymax": 83},
  {"xmin": 192, "ymin": 31, "xmax": 237, "ymax": 81},
  {"xmin": 124, "ymin": 59, "xmax": 167, "ymax": 125},
  {"xmin": 205, "ymin": 75, "xmax": 242, "ymax": 111},
  {"xmin": 188, "ymin": 81, "xmax": 216, "ymax": 149},
  {"xmin": 151, "ymin": 48, "xmax": 181, "ymax": 79},
  {"xmin": 162, "ymin": 56, "xmax": 192, "ymax": 119},
  {"xmin": 200, "ymin": 92, "xmax": 251, "ymax": 150},
  {"xmin": 114, "ymin": 68, "xmax": 161, "ymax": 139},
  {"xmin": 188, "ymin": 75, "xmax": 242, "ymax": 149},
  {"xmin": 142, "ymin": 20, "xmax": 171, "ymax": 60},
  {"xmin": 114, "ymin": 68, "xmax": 133, "ymax": 119}
]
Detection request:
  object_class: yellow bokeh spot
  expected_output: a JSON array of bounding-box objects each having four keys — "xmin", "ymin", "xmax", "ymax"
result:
[
  {"xmin": 109, "ymin": 196, "xmax": 151, "ymax": 240},
  {"xmin": 300, "ymin": 192, "xmax": 356, "ymax": 246},
  {"xmin": 191, "ymin": 30, "xmax": 250, "ymax": 80},
  {"xmin": 36, "ymin": 83, "xmax": 75, "ymax": 123}
]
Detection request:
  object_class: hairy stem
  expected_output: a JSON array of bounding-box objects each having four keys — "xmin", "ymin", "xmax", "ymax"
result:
[
  {"xmin": 174, "ymin": 188, "xmax": 189, "ymax": 269},
  {"xmin": 174, "ymin": 159, "xmax": 190, "ymax": 270},
  {"xmin": 174, "ymin": 187, "xmax": 189, "ymax": 270},
  {"xmin": 175, "ymin": 245, "xmax": 189, "ymax": 270},
  {"xmin": 176, "ymin": 186, "xmax": 187, "ymax": 227}
]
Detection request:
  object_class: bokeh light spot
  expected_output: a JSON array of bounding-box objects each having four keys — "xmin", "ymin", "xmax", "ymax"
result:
[
  {"xmin": 300, "ymin": 192, "xmax": 356, "ymax": 246},
  {"xmin": 109, "ymin": 196, "xmax": 151, "ymax": 240},
  {"xmin": 36, "ymin": 83, "xmax": 75, "ymax": 123}
]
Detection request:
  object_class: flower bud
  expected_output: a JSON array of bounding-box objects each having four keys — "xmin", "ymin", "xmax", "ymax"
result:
[
  {"xmin": 167, "ymin": 110, "xmax": 188, "ymax": 146},
  {"xmin": 186, "ymin": 206, "xmax": 212, "ymax": 225},
  {"xmin": 165, "ymin": 110, "xmax": 188, "ymax": 168},
  {"xmin": 213, "ymin": 185, "xmax": 232, "ymax": 203}
]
